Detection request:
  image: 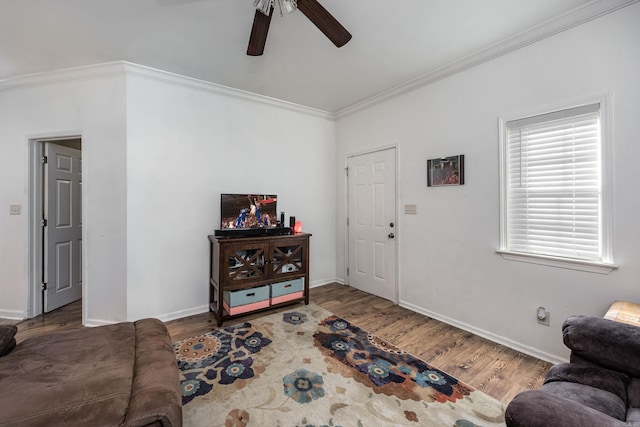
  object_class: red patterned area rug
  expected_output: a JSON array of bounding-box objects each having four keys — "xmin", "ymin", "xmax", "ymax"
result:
[{"xmin": 173, "ymin": 304, "xmax": 506, "ymax": 426}]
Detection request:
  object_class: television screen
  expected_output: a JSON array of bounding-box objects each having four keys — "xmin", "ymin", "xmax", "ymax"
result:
[{"xmin": 220, "ymin": 194, "xmax": 278, "ymax": 229}]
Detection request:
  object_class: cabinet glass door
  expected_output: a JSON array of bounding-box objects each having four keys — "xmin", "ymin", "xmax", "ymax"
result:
[
  {"xmin": 226, "ymin": 246, "xmax": 266, "ymax": 283},
  {"xmin": 272, "ymin": 243, "xmax": 303, "ymax": 277}
]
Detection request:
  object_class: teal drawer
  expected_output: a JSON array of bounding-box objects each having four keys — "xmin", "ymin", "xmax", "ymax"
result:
[
  {"xmin": 224, "ymin": 285, "xmax": 270, "ymax": 307},
  {"xmin": 271, "ymin": 278, "xmax": 304, "ymax": 298}
]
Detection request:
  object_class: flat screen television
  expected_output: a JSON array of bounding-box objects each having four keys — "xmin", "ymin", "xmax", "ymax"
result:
[{"xmin": 220, "ymin": 194, "xmax": 278, "ymax": 229}]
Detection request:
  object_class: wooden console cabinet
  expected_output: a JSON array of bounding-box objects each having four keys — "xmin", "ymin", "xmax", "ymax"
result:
[{"xmin": 208, "ymin": 233, "xmax": 311, "ymax": 326}]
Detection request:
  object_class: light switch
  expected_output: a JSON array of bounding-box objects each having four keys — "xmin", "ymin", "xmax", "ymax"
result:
[
  {"xmin": 9, "ymin": 204, "xmax": 21, "ymax": 215},
  {"xmin": 404, "ymin": 204, "xmax": 417, "ymax": 215}
]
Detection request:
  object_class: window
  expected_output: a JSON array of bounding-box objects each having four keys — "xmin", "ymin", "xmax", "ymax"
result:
[{"xmin": 499, "ymin": 99, "xmax": 615, "ymax": 273}]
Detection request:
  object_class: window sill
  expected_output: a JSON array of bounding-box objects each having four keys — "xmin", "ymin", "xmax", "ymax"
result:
[{"xmin": 496, "ymin": 250, "xmax": 618, "ymax": 275}]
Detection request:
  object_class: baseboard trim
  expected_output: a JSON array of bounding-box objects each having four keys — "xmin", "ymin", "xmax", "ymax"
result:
[
  {"xmin": 84, "ymin": 280, "xmax": 342, "ymax": 325},
  {"xmin": 155, "ymin": 305, "xmax": 210, "ymax": 323},
  {"xmin": 84, "ymin": 304, "xmax": 211, "ymax": 326},
  {"xmin": 84, "ymin": 318, "xmax": 118, "ymax": 327},
  {"xmin": 399, "ymin": 300, "xmax": 567, "ymax": 365},
  {"xmin": 310, "ymin": 278, "xmax": 344, "ymax": 288},
  {"xmin": 0, "ymin": 309, "xmax": 25, "ymax": 321}
]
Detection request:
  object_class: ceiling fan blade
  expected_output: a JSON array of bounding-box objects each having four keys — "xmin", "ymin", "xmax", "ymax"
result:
[
  {"xmin": 296, "ymin": 0, "xmax": 352, "ymax": 48},
  {"xmin": 247, "ymin": 7, "xmax": 274, "ymax": 56}
]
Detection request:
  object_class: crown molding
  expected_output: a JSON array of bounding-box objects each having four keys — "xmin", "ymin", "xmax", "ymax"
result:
[
  {"xmin": 1, "ymin": 0, "xmax": 635, "ymax": 120},
  {"xmin": 0, "ymin": 62, "xmax": 128, "ymax": 92},
  {"xmin": 0, "ymin": 61, "xmax": 333, "ymax": 120},
  {"xmin": 120, "ymin": 62, "xmax": 334, "ymax": 120},
  {"xmin": 335, "ymin": 0, "xmax": 639, "ymax": 119}
]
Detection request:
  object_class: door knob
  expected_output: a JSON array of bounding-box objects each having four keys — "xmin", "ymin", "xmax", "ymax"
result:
[
  {"xmin": 388, "ymin": 233, "xmax": 395, "ymax": 239},
  {"xmin": 389, "ymin": 222, "xmax": 395, "ymax": 228}
]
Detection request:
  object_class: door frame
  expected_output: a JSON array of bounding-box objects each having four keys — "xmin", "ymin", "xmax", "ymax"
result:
[
  {"xmin": 28, "ymin": 133, "xmax": 84, "ymax": 319},
  {"xmin": 344, "ymin": 144, "xmax": 399, "ymax": 304}
]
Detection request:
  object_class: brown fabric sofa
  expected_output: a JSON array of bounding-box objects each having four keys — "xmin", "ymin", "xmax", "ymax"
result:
[
  {"xmin": 0, "ymin": 318, "xmax": 182, "ymax": 427},
  {"xmin": 505, "ymin": 315, "xmax": 640, "ymax": 427}
]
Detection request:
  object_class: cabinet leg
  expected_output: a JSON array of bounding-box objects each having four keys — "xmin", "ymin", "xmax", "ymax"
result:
[{"xmin": 216, "ymin": 309, "xmax": 223, "ymax": 327}]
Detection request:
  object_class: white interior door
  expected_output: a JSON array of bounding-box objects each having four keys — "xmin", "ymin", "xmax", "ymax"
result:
[
  {"xmin": 347, "ymin": 148, "xmax": 397, "ymax": 302},
  {"xmin": 44, "ymin": 143, "xmax": 82, "ymax": 312}
]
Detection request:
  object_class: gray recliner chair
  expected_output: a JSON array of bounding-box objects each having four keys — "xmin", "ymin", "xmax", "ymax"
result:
[{"xmin": 506, "ymin": 315, "xmax": 640, "ymax": 427}]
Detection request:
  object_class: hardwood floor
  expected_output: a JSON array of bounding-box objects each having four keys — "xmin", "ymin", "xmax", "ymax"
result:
[
  {"xmin": 12, "ymin": 282, "xmax": 551, "ymax": 405},
  {"xmin": 14, "ymin": 299, "xmax": 83, "ymax": 342}
]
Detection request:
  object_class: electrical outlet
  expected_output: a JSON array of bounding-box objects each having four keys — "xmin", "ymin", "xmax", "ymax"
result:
[
  {"xmin": 537, "ymin": 306, "xmax": 550, "ymax": 326},
  {"xmin": 404, "ymin": 204, "xmax": 417, "ymax": 215},
  {"xmin": 9, "ymin": 204, "xmax": 21, "ymax": 215}
]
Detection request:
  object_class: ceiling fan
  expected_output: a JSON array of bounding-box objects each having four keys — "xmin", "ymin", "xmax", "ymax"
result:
[{"xmin": 247, "ymin": 0, "xmax": 352, "ymax": 56}]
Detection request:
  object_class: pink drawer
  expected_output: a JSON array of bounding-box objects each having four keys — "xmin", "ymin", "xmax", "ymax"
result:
[
  {"xmin": 223, "ymin": 299, "xmax": 270, "ymax": 315},
  {"xmin": 270, "ymin": 291, "xmax": 304, "ymax": 305}
]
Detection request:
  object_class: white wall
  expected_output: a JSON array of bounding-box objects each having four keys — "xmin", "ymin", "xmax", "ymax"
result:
[
  {"xmin": 335, "ymin": 3, "xmax": 640, "ymax": 362},
  {"xmin": 0, "ymin": 64, "xmax": 337, "ymax": 324},
  {"xmin": 0, "ymin": 69, "xmax": 128, "ymax": 322},
  {"xmin": 124, "ymin": 69, "xmax": 337, "ymax": 320}
]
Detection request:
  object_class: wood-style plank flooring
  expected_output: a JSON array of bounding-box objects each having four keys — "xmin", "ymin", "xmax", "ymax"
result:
[{"xmin": 12, "ymin": 282, "xmax": 551, "ymax": 405}]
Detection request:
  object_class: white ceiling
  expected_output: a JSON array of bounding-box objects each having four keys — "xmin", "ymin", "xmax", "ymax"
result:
[{"xmin": 0, "ymin": 0, "xmax": 631, "ymax": 112}]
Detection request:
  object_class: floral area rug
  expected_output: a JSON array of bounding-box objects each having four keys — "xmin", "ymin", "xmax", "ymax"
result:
[{"xmin": 173, "ymin": 304, "xmax": 506, "ymax": 427}]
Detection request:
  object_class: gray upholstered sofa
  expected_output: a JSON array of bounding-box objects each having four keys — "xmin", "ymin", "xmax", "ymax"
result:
[
  {"xmin": 0, "ymin": 318, "xmax": 182, "ymax": 427},
  {"xmin": 506, "ymin": 315, "xmax": 640, "ymax": 427}
]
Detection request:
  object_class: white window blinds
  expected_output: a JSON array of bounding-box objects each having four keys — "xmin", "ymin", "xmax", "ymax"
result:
[{"xmin": 505, "ymin": 103, "xmax": 602, "ymax": 261}]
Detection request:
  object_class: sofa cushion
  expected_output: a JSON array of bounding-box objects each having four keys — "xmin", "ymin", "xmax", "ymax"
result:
[
  {"xmin": 563, "ymin": 315, "xmax": 640, "ymax": 377},
  {"xmin": 0, "ymin": 325, "xmax": 17, "ymax": 357},
  {"xmin": 540, "ymin": 381, "xmax": 627, "ymax": 421},
  {"xmin": 544, "ymin": 363, "xmax": 629, "ymax": 404},
  {"xmin": 0, "ymin": 322, "xmax": 136, "ymax": 426},
  {"xmin": 123, "ymin": 318, "xmax": 182, "ymax": 427},
  {"xmin": 626, "ymin": 378, "xmax": 640, "ymax": 423},
  {"xmin": 506, "ymin": 390, "xmax": 628, "ymax": 427}
]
